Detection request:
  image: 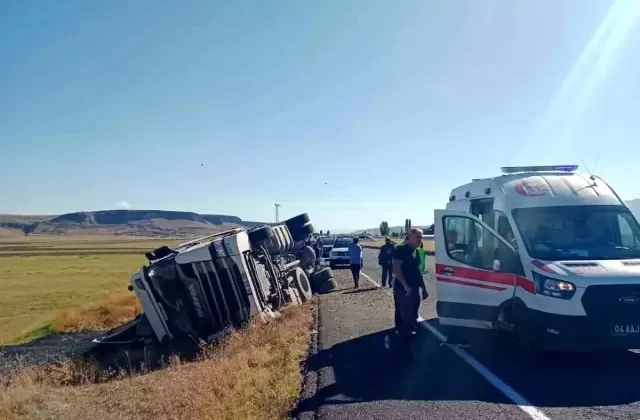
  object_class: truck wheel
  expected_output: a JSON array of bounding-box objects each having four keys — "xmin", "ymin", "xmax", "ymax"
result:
[
  {"xmin": 283, "ymin": 287, "xmax": 302, "ymax": 306},
  {"xmin": 311, "ymin": 267, "xmax": 333, "ymax": 283},
  {"xmin": 310, "ymin": 268, "xmax": 334, "ymax": 293},
  {"xmin": 285, "ymin": 213, "xmax": 310, "ymax": 232},
  {"xmin": 291, "ymin": 222, "xmax": 315, "ymax": 242},
  {"xmin": 249, "ymin": 226, "xmax": 275, "ymax": 243},
  {"xmin": 292, "ymin": 267, "xmax": 312, "ymax": 301},
  {"xmin": 317, "ymin": 278, "xmax": 338, "ymax": 294}
]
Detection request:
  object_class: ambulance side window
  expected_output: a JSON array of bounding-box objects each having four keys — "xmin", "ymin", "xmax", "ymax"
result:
[
  {"xmin": 443, "ymin": 216, "xmax": 495, "ymax": 270},
  {"xmin": 496, "ymin": 211, "xmax": 516, "ymax": 247},
  {"xmin": 618, "ymin": 214, "xmax": 640, "ymax": 249}
]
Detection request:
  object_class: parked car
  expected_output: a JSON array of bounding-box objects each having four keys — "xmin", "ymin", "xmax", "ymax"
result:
[
  {"xmin": 321, "ymin": 236, "xmax": 335, "ymax": 258},
  {"xmin": 329, "ymin": 237, "xmax": 353, "ymax": 268}
]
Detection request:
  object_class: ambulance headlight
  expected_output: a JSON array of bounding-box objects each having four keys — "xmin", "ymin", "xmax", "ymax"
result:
[{"xmin": 532, "ymin": 272, "xmax": 576, "ymax": 299}]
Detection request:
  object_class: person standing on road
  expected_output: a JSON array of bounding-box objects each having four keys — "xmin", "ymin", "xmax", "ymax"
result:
[
  {"xmin": 314, "ymin": 237, "xmax": 324, "ymax": 266},
  {"xmin": 392, "ymin": 228, "xmax": 429, "ymax": 361},
  {"xmin": 378, "ymin": 237, "xmax": 395, "ymax": 288},
  {"xmin": 349, "ymin": 237, "xmax": 363, "ymax": 288}
]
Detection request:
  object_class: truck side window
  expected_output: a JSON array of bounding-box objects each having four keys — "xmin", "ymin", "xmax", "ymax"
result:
[{"xmin": 444, "ymin": 216, "xmax": 496, "ymax": 271}]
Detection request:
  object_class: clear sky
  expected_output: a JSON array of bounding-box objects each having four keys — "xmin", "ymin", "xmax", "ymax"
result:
[{"xmin": 1, "ymin": 0, "xmax": 639, "ymax": 231}]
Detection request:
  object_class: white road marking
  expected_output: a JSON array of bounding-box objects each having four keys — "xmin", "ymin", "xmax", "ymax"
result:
[{"xmin": 359, "ymin": 270, "xmax": 551, "ymax": 420}]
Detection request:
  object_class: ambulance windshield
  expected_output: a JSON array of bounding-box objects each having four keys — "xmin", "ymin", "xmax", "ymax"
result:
[{"xmin": 512, "ymin": 205, "xmax": 640, "ymax": 261}]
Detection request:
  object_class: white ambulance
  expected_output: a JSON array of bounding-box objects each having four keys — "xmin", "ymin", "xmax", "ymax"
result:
[{"xmin": 434, "ymin": 165, "xmax": 640, "ymax": 352}]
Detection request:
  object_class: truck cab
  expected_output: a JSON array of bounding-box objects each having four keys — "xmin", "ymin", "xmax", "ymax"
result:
[{"xmin": 434, "ymin": 165, "xmax": 640, "ymax": 352}]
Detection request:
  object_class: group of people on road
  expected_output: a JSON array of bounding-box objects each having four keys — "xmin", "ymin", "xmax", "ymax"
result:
[{"xmin": 306, "ymin": 231, "xmax": 429, "ymax": 361}]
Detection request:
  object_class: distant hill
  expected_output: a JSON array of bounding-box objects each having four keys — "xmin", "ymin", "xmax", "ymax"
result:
[{"xmin": 0, "ymin": 210, "xmax": 265, "ymax": 238}]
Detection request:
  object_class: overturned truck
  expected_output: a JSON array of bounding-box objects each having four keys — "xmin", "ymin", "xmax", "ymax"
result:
[{"xmin": 86, "ymin": 213, "xmax": 332, "ymax": 370}]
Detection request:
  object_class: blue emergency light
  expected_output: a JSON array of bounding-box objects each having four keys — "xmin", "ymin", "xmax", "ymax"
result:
[{"xmin": 500, "ymin": 165, "xmax": 578, "ymax": 174}]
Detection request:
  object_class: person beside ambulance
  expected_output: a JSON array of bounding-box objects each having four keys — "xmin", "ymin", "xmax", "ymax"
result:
[
  {"xmin": 417, "ymin": 242, "xmax": 427, "ymax": 274},
  {"xmin": 391, "ymin": 228, "xmax": 428, "ymax": 362}
]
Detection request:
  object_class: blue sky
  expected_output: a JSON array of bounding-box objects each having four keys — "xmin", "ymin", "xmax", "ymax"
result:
[{"xmin": 1, "ymin": 0, "xmax": 639, "ymax": 231}]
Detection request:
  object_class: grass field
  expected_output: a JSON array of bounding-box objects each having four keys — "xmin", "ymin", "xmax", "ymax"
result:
[{"xmin": 0, "ymin": 236, "xmax": 172, "ymax": 343}]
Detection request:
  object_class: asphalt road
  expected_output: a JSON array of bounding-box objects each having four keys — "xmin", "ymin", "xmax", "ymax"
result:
[{"xmin": 297, "ymin": 248, "xmax": 640, "ymax": 420}]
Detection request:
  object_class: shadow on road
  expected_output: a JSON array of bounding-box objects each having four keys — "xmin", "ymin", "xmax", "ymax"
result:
[
  {"xmin": 429, "ymin": 319, "xmax": 640, "ymax": 409},
  {"xmin": 295, "ymin": 317, "xmax": 640, "ymax": 414},
  {"xmin": 460, "ymin": 326, "xmax": 640, "ymax": 408},
  {"xmin": 295, "ymin": 324, "xmax": 508, "ymax": 414},
  {"xmin": 341, "ymin": 288, "xmax": 377, "ymax": 295}
]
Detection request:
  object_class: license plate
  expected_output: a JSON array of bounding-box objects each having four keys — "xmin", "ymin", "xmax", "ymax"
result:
[{"xmin": 610, "ymin": 324, "xmax": 640, "ymax": 336}]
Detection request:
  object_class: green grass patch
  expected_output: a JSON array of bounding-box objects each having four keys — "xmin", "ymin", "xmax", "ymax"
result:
[{"xmin": 12, "ymin": 323, "xmax": 53, "ymax": 344}]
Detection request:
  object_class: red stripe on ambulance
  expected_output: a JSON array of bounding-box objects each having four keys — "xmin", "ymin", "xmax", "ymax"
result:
[
  {"xmin": 436, "ymin": 264, "xmax": 535, "ymax": 294},
  {"xmin": 436, "ymin": 276, "xmax": 508, "ymax": 291}
]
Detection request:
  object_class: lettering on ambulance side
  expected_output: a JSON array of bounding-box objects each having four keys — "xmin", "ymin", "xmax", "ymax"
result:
[{"xmin": 436, "ymin": 264, "xmax": 536, "ymax": 294}]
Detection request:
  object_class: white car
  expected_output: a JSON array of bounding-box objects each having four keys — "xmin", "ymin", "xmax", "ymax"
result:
[
  {"xmin": 321, "ymin": 237, "xmax": 335, "ymax": 258},
  {"xmin": 329, "ymin": 238, "xmax": 353, "ymax": 268}
]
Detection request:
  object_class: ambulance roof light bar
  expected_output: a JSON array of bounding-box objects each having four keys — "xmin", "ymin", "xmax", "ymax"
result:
[{"xmin": 500, "ymin": 165, "xmax": 579, "ymax": 174}]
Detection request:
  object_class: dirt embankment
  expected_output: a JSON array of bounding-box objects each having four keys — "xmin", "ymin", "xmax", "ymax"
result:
[{"xmin": 1, "ymin": 304, "xmax": 314, "ymax": 420}]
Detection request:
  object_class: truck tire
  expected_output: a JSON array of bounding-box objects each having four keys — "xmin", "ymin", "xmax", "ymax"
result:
[
  {"xmin": 249, "ymin": 226, "xmax": 275, "ymax": 244},
  {"xmin": 291, "ymin": 222, "xmax": 315, "ymax": 242},
  {"xmin": 317, "ymin": 278, "xmax": 338, "ymax": 294},
  {"xmin": 278, "ymin": 225, "xmax": 294, "ymax": 251},
  {"xmin": 283, "ymin": 286, "xmax": 302, "ymax": 306},
  {"xmin": 310, "ymin": 267, "xmax": 334, "ymax": 293},
  {"xmin": 310, "ymin": 267, "xmax": 333, "ymax": 283},
  {"xmin": 292, "ymin": 267, "xmax": 312, "ymax": 301},
  {"xmin": 273, "ymin": 226, "xmax": 292, "ymax": 252},
  {"xmin": 285, "ymin": 213, "xmax": 310, "ymax": 232}
]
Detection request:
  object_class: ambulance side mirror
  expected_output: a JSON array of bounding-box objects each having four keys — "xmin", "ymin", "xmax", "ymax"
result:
[{"xmin": 492, "ymin": 259, "xmax": 501, "ymax": 271}]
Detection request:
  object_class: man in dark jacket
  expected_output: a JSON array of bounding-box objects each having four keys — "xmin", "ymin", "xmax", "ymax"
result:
[
  {"xmin": 378, "ymin": 237, "xmax": 395, "ymax": 287},
  {"xmin": 392, "ymin": 228, "xmax": 429, "ymax": 362}
]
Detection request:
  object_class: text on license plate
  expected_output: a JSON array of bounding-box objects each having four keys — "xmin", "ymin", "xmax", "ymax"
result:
[{"xmin": 611, "ymin": 324, "xmax": 640, "ymax": 336}]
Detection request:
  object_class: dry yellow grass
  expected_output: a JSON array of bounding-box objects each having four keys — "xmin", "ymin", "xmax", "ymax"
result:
[
  {"xmin": 0, "ymin": 304, "xmax": 313, "ymax": 420},
  {"xmin": 51, "ymin": 291, "xmax": 142, "ymax": 333}
]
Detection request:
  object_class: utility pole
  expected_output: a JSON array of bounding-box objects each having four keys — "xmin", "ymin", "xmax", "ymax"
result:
[{"xmin": 275, "ymin": 203, "xmax": 281, "ymax": 223}]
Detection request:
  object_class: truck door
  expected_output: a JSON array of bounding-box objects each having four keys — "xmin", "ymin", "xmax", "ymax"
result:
[{"xmin": 434, "ymin": 209, "xmax": 521, "ymax": 329}]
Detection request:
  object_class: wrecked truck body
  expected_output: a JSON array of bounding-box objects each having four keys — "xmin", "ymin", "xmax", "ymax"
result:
[{"xmin": 86, "ymin": 213, "xmax": 317, "ymax": 370}]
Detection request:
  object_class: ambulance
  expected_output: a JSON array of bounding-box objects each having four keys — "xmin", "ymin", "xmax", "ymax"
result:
[{"xmin": 434, "ymin": 165, "xmax": 640, "ymax": 352}]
